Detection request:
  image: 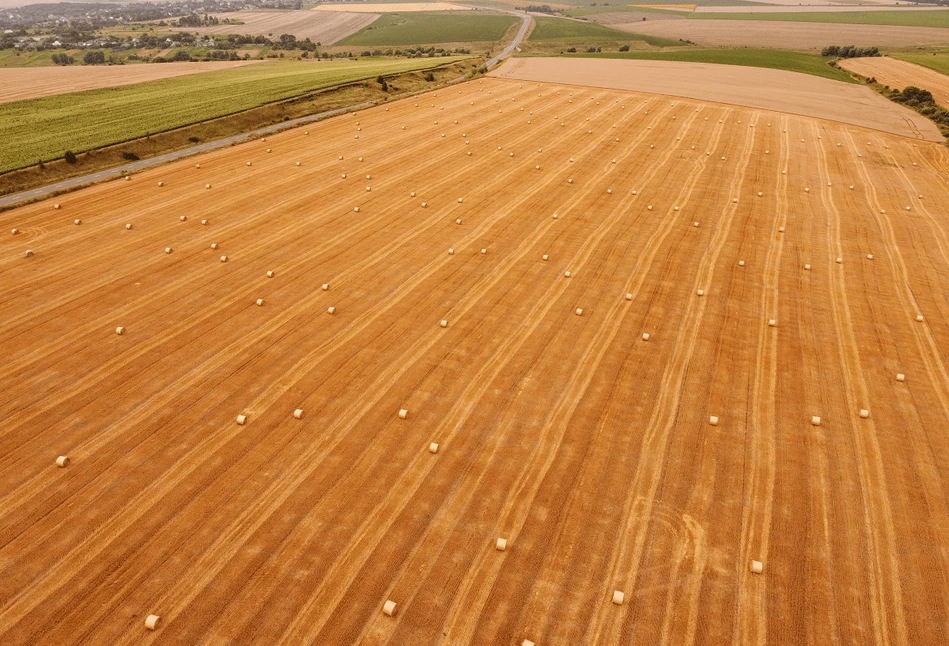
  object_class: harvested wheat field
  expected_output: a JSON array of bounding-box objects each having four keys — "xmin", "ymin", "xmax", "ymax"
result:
[
  {"xmin": 608, "ymin": 18, "xmax": 949, "ymax": 48},
  {"xmin": 0, "ymin": 60, "xmax": 258, "ymax": 105},
  {"xmin": 839, "ymin": 55, "xmax": 949, "ymax": 108},
  {"xmin": 493, "ymin": 57, "xmax": 942, "ymax": 141},
  {"xmin": 176, "ymin": 10, "xmax": 379, "ymax": 45},
  {"xmin": 2, "ymin": 74, "xmax": 949, "ymax": 645},
  {"xmin": 315, "ymin": 3, "xmax": 472, "ymax": 12}
]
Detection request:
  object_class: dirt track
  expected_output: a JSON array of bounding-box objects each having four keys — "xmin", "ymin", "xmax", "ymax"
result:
[
  {"xmin": 176, "ymin": 10, "xmax": 378, "ymax": 45},
  {"xmin": 1, "ymin": 76, "xmax": 949, "ymax": 645},
  {"xmin": 608, "ymin": 17, "xmax": 949, "ymax": 48},
  {"xmin": 493, "ymin": 57, "xmax": 942, "ymax": 141},
  {"xmin": 0, "ymin": 61, "xmax": 259, "ymax": 104},
  {"xmin": 839, "ymin": 55, "xmax": 949, "ymax": 108}
]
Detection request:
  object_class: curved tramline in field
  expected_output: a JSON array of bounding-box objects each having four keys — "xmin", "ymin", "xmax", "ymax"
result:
[{"xmin": 0, "ymin": 73, "xmax": 948, "ymax": 645}]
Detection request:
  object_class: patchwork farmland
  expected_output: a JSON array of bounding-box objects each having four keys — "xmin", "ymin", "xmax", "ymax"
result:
[{"xmin": 1, "ymin": 76, "xmax": 949, "ymax": 645}]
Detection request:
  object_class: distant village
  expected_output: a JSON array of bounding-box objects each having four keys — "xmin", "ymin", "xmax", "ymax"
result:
[{"xmin": 1, "ymin": 0, "xmax": 300, "ymax": 52}]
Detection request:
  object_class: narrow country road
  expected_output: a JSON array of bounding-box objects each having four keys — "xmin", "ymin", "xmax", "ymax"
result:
[{"xmin": 486, "ymin": 12, "xmax": 531, "ymax": 70}]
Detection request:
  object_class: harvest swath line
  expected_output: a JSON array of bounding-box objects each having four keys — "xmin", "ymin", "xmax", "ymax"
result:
[
  {"xmin": 846, "ymin": 135, "xmax": 949, "ymax": 607},
  {"xmin": 2, "ymin": 77, "xmax": 949, "ymax": 644},
  {"xmin": 0, "ymin": 81, "xmax": 584, "ymax": 520},
  {"xmin": 591, "ymin": 109, "xmax": 756, "ymax": 645},
  {"xmin": 0, "ymin": 83, "xmax": 652, "ymax": 638},
  {"xmin": 740, "ymin": 113, "xmax": 790, "ymax": 646},
  {"xmin": 338, "ymin": 100, "xmax": 698, "ymax": 646},
  {"xmin": 522, "ymin": 104, "xmax": 731, "ymax": 645},
  {"xmin": 816, "ymin": 124, "xmax": 908, "ymax": 646},
  {"xmin": 133, "ymin": 92, "xmax": 646, "ymax": 646},
  {"xmin": 273, "ymin": 97, "xmax": 668, "ymax": 645},
  {"xmin": 0, "ymin": 83, "xmax": 577, "ymax": 410}
]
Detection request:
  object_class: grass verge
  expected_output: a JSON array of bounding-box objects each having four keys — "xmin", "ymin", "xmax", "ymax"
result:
[{"xmin": 0, "ymin": 59, "xmax": 477, "ymax": 196}]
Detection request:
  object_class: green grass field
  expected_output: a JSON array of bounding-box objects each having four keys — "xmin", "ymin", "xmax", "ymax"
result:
[
  {"xmin": 529, "ymin": 15, "xmax": 636, "ymax": 40},
  {"xmin": 665, "ymin": 9, "xmax": 949, "ymax": 28},
  {"xmin": 894, "ymin": 53, "xmax": 949, "ymax": 76},
  {"xmin": 0, "ymin": 49, "xmax": 65, "ymax": 67},
  {"xmin": 337, "ymin": 12, "xmax": 518, "ymax": 46},
  {"xmin": 527, "ymin": 15, "xmax": 677, "ymax": 46},
  {"xmin": 0, "ymin": 57, "xmax": 466, "ymax": 174},
  {"xmin": 544, "ymin": 48, "xmax": 856, "ymax": 83},
  {"xmin": 566, "ymin": 0, "xmax": 760, "ymax": 18}
]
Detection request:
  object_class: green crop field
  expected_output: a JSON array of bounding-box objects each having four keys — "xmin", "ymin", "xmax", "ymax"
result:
[
  {"xmin": 894, "ymin": 53, "xmax": 949, "ymax": 76},
  {"xmin": 529, "ymin": 16, "xmax": 634, "ymax": 40},
  {"xmin": 548, "ymin": 48, "xmax": 856, "ymax": 83},
  {"xmin": 527, "ymin": 15, "xmax": 677, "ymax": 46},
  {"xmin": 670, "ymin": 9, "xmax": 949, "ymax": 28},
  {"xmin": 566, "ymin": 0, "xmax": 761, "ymax": 18},
  {"xmin": 0, "ymin": 57, "xmax": 467, "ymax": 174},
  {"xmin": 337, "ymin": 12, "xmax": 518, "ymax": 46}
]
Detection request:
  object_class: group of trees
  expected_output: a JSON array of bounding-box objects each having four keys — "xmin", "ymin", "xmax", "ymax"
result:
[
  {"xmin": 175, "ymin": 13, "xmax": 222, "ymax": 27},
  {"xmin": 889, "ymin": 85, "xmax": 949, "ymax": 128},
  {"xmin": 515, "ymin": 5, "xmax": 555, "ymax": 13},
  {"xmin": 820, "ymin": 45, "xmax": 881, "ymax": 59},
  {"xmin": 83, "ymin": 50, "xmax": 106, "ymax": 65}
]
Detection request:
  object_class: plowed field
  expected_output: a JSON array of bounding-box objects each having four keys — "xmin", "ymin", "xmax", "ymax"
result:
[{"xmin": 1, "ymin": 76, "xmax": 948, "ymax": 645}]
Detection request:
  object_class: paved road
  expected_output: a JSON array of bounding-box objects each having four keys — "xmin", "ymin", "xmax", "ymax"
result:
[
  {"xmin": 1, "ymin": 20, "xmax": 531, "ymax": 211},
  {"xmin": 486, "ymin": 12, "xmax": 531, "ymax": 70}
]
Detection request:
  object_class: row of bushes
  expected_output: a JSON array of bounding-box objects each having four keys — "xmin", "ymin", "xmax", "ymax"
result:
[
  {"xmin": 889, "ymin": 85, "xmax": 949, "ymax": 126},
  {"xmin": 821, "ymin": 45, "xmax": 881, "ymax": 59},
  {"xmin": 52, "ymin": 50, "xmax": 105, "ymax": 65}
]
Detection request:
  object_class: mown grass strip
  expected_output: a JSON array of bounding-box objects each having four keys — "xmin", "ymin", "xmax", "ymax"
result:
[
  {"xmin": 0, "ymin": 57, "xmax": 467, "ymax": 173},
  {"xmin": 337, "ymin": 12, "xmax": 518, "ymax": 46}
]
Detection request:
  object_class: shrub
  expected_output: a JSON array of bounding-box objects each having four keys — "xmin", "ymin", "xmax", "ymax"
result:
[
  {"xmin": 83, "ymin": 50, "xmax": 105, "ymax": 65},
  {"xmin": 188, "ymin": 136, "xmax": 200, "ymax": 142},
  {"xmin": 64, "ymin": 150, "xmax": 77, "ymax": 164},
  {"xmin": 619, "ymin": 44, "xmax": 629, "ymax": 52},
  {"xmin": 821, "ymin": 45, "xmax": 880, "ymax": 59},
  {"xmin": 122, "ymin": 151, "xmax": 139, "ymax": 160},
  {"xmin": 424, "ymin": 71, "xmax": 435, "ymax": 82}
]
